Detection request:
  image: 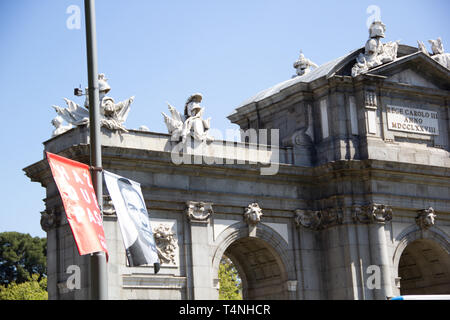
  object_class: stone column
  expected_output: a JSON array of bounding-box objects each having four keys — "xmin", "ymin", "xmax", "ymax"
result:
[
  {"xmin": 369, "ymin": 222, "xmax": 393, "ymax": 299},
  {"xmin": 186, "ymin": 201, "xmax": 216, "ymax": 300},
  {"xmin": 354, "ymin": 203, "xmax": 394, "ymax": 299}
]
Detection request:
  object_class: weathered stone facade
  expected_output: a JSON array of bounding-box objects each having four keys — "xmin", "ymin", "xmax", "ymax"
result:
[{"xmin": 24, "ymin": 43, "xmax": 450, "ymax": 300}]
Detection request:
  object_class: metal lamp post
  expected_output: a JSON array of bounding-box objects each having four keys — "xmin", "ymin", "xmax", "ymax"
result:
[{"xmin": 84, "ymin": 0, "xmax": 108, "ymax": 300}]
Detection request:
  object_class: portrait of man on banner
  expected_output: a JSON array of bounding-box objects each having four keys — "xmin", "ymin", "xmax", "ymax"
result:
[{"xmin": 104, "ymin": 171, "xmax": 160, "ymax": 273}]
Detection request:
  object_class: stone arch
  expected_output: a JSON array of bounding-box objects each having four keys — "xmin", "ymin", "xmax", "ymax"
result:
[
  {"xmin": 212, "ymin": 221, "xmax": 296, "ymax": 300},
  {"xmin": 393, "ymin": 225, "xmax": 450, "ymax": 295}
]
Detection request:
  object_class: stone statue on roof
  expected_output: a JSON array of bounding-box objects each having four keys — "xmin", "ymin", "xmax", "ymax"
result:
[
  {"xmin": 418, "ymin": 37, "xmax": 450, "ymax": 69},
  {"xmin": 293, "ymin": 51, "xmax": 318, "ymax": 77},
  {"xmin": 351, "ymin": 20, "xmax": 399, "ymax": 77},
  {"xmin": 51, "ymin": 115, "xmax": 72, "ymax": 137},
  {"xmin": 52, "ymin": 73, "xmax": 134, "ymax": 135},
  {"xmin": 162, "ymin": 93, "xmax": 214, "ymax": 144}
]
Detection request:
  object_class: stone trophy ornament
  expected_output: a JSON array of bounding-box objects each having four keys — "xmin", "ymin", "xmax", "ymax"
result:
[
  {"xmin": 153, "ymin": 224, "xmax": 178, "ymax": 265},
  {"xmin": 162, "ymin": 93, "xmax": 214, "ymax": 144},
  {"xmin": 52, "ymin": 73, "xmax": 134, "ymax": 135},
  {"xmin": 418, "ymin": 37, "xmax": 450, "ymax": 69},
  {"xmin": 293, "ymin": 51, "xmax": 318, "ymax": 77},
  {"xmin": 352, "ymin": 20, "xmax": 399, "ymax": 77}
]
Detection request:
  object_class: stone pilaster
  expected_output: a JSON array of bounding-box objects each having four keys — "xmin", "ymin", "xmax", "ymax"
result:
[{"xmin": 186, "ymin": 201, "xmax": 215, "ymax": 299}]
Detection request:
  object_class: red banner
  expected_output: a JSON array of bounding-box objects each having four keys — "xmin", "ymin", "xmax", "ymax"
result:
[{"xmin": 46, "ymin": 152, "xmax": 108, "ymax": 260}]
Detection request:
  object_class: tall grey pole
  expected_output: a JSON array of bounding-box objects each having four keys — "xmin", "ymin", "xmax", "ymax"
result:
[{"xmin": 84, "ymin": 0, "xmax": 108, "ymax": 300}]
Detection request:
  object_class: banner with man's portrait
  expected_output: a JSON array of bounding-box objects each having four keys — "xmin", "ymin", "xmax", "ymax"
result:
[{"xmin": 103, "ymin": 171, "xmax": 160, "ymax": 272}]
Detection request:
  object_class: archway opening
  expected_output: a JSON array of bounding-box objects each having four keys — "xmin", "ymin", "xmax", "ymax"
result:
[
  {"xmin": 220, "ymin": 236, "xmax": 287, "ymax": 300},
  {"xmin": 398, "ymin": 239, "xmax": 450, "ymax": 295}
]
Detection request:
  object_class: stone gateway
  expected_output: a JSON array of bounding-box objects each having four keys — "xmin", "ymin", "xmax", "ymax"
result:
[{"xmin": 24, "ymin": 21, "xmax": 450, "ymax": 300}]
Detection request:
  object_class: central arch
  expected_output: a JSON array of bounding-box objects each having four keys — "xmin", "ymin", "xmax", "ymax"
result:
[{"xmin": 212, "ymin": 222, "xmax": 296, "ymax": 300}]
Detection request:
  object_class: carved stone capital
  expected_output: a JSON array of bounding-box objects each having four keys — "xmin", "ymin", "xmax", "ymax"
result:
[
  {"xmin": 294, "ymin": 208, "xmax": 343, "ymax": 230},
  {"xmin": 352, "ymin": 203, "xmax": 392, "ymax": 224},
  {"xmin": 186, "ymin": 201, "xmax": 213, "ymax": 223},
  {"xmin": 416, "ymin": 207, "xmax": 436, "ymax": 229},
  {"xmin": 153, "ymin": 223, "xmax": 178, "ymax": 265},
  {"xmin": 244, "ymin": 203, "xmax": 263, "ymax": 226},
  {"xmin": 294, "ymin": 209, "xmax": 321, "ymax": 230},
  {"xmin": 40, "ymin": 208, "xmax": 61, "ymax": 232}
]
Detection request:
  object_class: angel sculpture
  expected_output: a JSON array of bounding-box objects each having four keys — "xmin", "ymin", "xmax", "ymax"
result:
[
  {"xmin": 162, "ymin": 93, "xmax": 214, "ymax": 144},
  {"xmin": 52, "ymin": 74, "xmax": 134, "ymax": 135}
]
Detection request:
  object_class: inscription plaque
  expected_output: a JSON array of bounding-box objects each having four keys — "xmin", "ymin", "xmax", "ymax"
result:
[{"xmin": 386, "ymin": 105, "xmax": 439, "ymax": 135}]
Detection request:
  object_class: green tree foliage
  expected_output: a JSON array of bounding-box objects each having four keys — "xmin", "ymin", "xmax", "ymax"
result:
[
  {"xmin": 0, "ymin": 274, "xmax": 48, "ymax": 300},
  {"xmin": 0, "ymin": 232, "xmax": 47, "ymax": 286},
  {"xmin": 218, "ymin": 256, "xmax": 242, "ymax": 300}
]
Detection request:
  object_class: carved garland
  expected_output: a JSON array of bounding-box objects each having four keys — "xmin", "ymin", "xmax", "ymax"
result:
[
  {"xmin": 294, "ymin": 208, "xmax": 343, "ymax": 230},
  {"xmin": 295, "ymin": 203, "xmax": 393, "ymax": 230},
  {"xmin": 352, "ymin": 203, "xmax": 393, "ymax": 224}
]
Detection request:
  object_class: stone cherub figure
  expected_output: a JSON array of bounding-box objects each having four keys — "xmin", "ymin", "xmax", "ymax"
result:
[
  {"xmin": 418, "ymin": 37, "xmax": 450, "ymax": 69},
  {"xmin": 293, "ymin": 51, "xmax": 318, "ymax": 77},
  {"xmin": 52, "ymin": 73, "xmax": 134, "ymax": 135},
  {"xmin": 162, "ymin": 93, "xmax": 214, "ymax": 143},
  {"xmin": 352, "ymin": 20, "xmax": 399, "ymax": 77}
]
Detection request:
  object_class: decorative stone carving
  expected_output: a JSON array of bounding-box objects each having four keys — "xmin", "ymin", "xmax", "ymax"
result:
[
  {"xmin": 352, "ymin": 21, "xmax": 399, "ymax": 77},
  {"xmin": 322, "ymin": 208, "xmax": 344, "ymax": 227},
  {"xmin": 40, "ymin": 208, "xmax": 60, "ymax": 232},
  {"xmin": 102, "ymin": 194, "xmax": 115, "ymax": 215},
  {"xmin": 162, "ymin": 93, "xmax": 214, "ymax": 144},
  {"xmin": 153, "ymin": 223, "xmax": 178, "ymax": 265},
  {"xmin": 244, "ymin": 203, "xmax": 263, "ymax": 225},
  {"xmin": 365, "ymin": 91, "xmax": 377, "ymax": 108},
  {"xmin": 138, "ymin": 125, "xmax": 150, "ymax": 131},
  {"xmin": 352, "ymin": 203, "xmax": 393, "ymax": 224},
  {"xmin": 52, "ymin": 73, "xmax": 134, "ymax": 135},
  {"xmin": 294, "ymin": 209, "xmax": 321, "ymax": 230},
  {"xmin": 418, "ymin": 37, "xmax": 450, "ymax": 69},
  {"xmin": 416, "ymin": 207, "xmax": 436, "ymax": 229},
  {"xmin": 186, "ymin": 201, "xmax": 213, "ymax": 223},
  {"xmin": 293, "ymin": 51, "xmax": 318, "ymax": 77},
  {"xmin": 294, "ymin": 208, "xmax": 342, "ymax": 230}
]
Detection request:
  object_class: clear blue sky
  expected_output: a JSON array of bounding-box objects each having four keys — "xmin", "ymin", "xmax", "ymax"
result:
[{"xmin": 0, "ymin": 0, "xmax": 449, "ymax": 238}]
